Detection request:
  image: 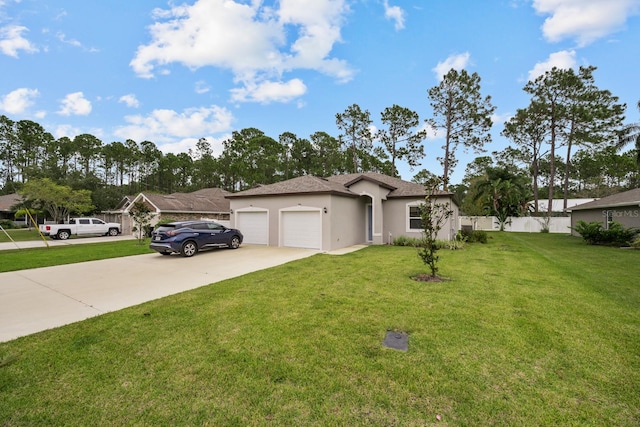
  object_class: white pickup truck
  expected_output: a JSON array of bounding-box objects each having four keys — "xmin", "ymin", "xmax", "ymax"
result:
[{"xmin": 39, "ymin": 218, "xmax": 122, "ymax": 240}]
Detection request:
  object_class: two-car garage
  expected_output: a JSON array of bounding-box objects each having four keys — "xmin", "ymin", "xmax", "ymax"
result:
[{"xmin": 235, "ymin": 208, "xmax": 322, "ymax": 250}]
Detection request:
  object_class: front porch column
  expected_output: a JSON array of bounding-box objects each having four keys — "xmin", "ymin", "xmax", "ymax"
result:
[{"xmin": 372, "ymin": 198, "xmax": 384, "ymax": 245}]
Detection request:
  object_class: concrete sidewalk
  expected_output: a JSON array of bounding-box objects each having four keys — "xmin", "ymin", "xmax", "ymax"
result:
[
  {"xmin": 0, "ymin": 234, "xmax": 137, "ymax": 251},
  {"xmin": 0, "ymin": 245, "xmax": 320, "ymax": 342}
]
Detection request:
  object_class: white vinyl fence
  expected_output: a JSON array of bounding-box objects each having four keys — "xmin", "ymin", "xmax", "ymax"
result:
[{"xmin": 460, "ymin": 216, "xmax": 572, "ymax": 233}]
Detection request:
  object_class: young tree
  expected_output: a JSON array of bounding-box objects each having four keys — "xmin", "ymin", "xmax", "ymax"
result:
[
  {"xmin": 129, "ymin": 200, "xmax": 153, "ymax": 244},
  {"xmin": 376, "ymin": 104, "xmax": 427, "ymax": 177},
  {"xmin": 417, "ymin": 179, "xmax": 453, "ymax": 279},
  {"xmin": 335, "ymin": 104, "xmax": 373, "ymax": 173},
  {"xmin": 427, "ymin": 69, "xmax": 496, "ymax": 190},
  {"xmin": 19, "ymin": 178, "xmax": 94, "ymax": 222}
]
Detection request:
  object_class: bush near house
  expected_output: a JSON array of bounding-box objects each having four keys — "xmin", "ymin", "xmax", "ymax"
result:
[
  {"xmin": 459, "ymin": 228, "xmax": 488, "ymax": 243},
  {"xmin": 573, "ymin": 220, "xmax": 639, "ymax": 246}
]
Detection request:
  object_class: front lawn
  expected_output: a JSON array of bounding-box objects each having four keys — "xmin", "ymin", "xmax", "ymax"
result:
[
  {"xmin": 0, "ymin": 228, "xmax": 43, "ymax": 242},
  {"xmin": 0, "ymin": 240, "xmax": 153, "ymax": 272},
  {"xmin": 0, "ymin": 233, "xmax": 638, "ymax": 425}
]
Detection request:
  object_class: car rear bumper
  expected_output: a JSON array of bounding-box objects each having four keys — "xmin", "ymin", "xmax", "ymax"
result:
[{"xmin": 149, "ymin": 242, "xmax": 179, "ymax": 253}]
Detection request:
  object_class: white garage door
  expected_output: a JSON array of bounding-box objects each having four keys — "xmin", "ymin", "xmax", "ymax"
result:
[
  {"xmin": 281, "ymin": 211, "xmax": 321, "ymax": 249},
  {"xmin": 236, "ymin": 211, "xmax": 268, "ymax": 245}
]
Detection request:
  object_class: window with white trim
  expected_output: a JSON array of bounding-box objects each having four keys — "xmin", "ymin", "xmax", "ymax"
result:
[{"xmin": 408, "ymin": 205, "xmax": 423, "ymax": 230}]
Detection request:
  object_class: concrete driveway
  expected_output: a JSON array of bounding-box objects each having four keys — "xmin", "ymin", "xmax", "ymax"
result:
[{"xmin": 0, "ymin": 245, "xmax": 320, "ymax": 342}]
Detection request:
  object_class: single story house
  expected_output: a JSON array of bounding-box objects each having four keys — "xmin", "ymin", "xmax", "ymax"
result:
[
  {"xmin": 569, "ymin": 188, "xmax": 640, "ymax": 236},
  {"xmin": 0, "ymin": 193, "xmax": 22, "ymax": 223},
  {"xmin": 105, "ymin": 188, "xmax": 231, "ymax": 235},
  {"xmin": 226, "ymin": 172, "xmax": 458, "ymax": 251}
]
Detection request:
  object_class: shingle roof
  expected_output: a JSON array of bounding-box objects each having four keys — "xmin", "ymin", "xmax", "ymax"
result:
[
  {"xmin": 0, "ymin": 193, "xmax": 23, "ymax": 212},
  {"xmin": 226, "ymin": 175, "xmax": 357, "ymax": 198},
  {"xmin": 569, "ymin": 188, "xmax": 640, "ymax": 211},
  {"xmin": 142, "ymin": 188, "xmax": 230, "ymax": 212},
  {"xmin": 326, "ymin": 172, "xmax": 452, "ymax": 198},
  {"xmin": 226, "ymin": 172, "xmax": 453, "ymax": 199}
]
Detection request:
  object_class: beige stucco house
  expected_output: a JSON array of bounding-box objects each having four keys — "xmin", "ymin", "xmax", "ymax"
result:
[
  {"xmin": 226, "ymin": 172, "xmax": 459, "ymax": 251},
  {"xmin": 569, "ymin": 188, "xmax": 640, "ymax": 236}
]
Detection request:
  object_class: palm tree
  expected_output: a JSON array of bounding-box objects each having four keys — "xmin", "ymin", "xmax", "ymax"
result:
[
  {"xmin": 617, "ymin": 100, "xmax": 640, "ymax": 187},
  {"xmin": 472, "ymin": 167, "xmax": 531, "ymax": 231}
]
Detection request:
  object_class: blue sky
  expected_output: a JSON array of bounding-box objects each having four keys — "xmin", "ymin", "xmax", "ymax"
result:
[{"xmin": 1, "ymin": 0, "xmax": 639, "ymax": 185}]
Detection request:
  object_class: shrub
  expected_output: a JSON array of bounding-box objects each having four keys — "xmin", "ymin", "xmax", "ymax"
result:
[
  {"xmin": 393, "ymin": 235, "xmax": 464, "ymax": 250},
  {"xmin": 470, "ymin": 230, "xmax": 488, "ymax": 244},
  {"xmin": 459, "ymin": 228, "xmax": 487, "ymax": 244},
  {"xmin": 573, "ymin": 220, "xmax": 639, "ymax": 246},
  {"xmin": 0, "ymin": 220, "xmax": 16, "ymax": 229},
  {"xmin": 392, "ymin": 235, "xmax": 420, "ymax": 247}
]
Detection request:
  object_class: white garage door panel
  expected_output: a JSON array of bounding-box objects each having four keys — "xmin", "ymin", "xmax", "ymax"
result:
[
  {"xmin": 236, "ymin": 211, "xmax": 268, "ymax": 245},
  {"xmin": 282, "ymin": 211, "xmax": 321, "ymax": 249}
]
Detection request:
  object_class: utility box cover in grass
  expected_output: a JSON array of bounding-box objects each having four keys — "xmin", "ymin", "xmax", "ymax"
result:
[{"xmin": 383, "ymin": 331, "xmax": 408, "ymax": 351}]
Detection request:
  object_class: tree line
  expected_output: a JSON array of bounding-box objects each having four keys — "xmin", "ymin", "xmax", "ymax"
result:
[{"xmin": 1, "ymin": 65, "xmax": 638, "ymax": 218}]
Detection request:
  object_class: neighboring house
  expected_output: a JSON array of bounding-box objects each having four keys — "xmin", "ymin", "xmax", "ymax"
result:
[
  {"xmin": 0, "ymin": 193, "xmax": 23, "ymax": 223},
  {"xmin": 226, "ymin": 172, "xmax": 458, "ymax": 251},
  {"xmin": 107, "ymin": 188, "xmax": 231, "ymax": 235},
  {"xmin": 569, "ymin": 188, "xmax": 640, "ymax": 236},
  {"xmin": 530, "ymin": 198, "xmax": 597, "ymax": 214}
]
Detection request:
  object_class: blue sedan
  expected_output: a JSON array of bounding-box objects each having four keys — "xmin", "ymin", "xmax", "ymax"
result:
[{"xmin": 150, "ymin": 220, "xmax": 243, "ymax": 257}]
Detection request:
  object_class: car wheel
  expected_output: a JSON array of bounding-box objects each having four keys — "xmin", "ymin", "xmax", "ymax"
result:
[
  {"xmin": 181, "ymin": 241, "xmax": 198, "ymax": 257},
  {"xmin": 108, "ymin": 228, "xmax": 119, "ymax": 236},
  {"xmin": 57, "ymin": 230, "xmax": 70, "ymax": 240},
  {"xmin": 228, "ymin": 235, "xmax": 241, "ymax": 249}
]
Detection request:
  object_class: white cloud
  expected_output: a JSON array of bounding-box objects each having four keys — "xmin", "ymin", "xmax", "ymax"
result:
[
  {"xmin": 53, "ymin": 124, "xmax": 82, "ymax": 139},
  {"xmin": 0, "ymin": 25, "xmax": 38, "ymax": 57},
  {"xmin": 113, "ymin": 105, "xmax": 234, "ymax": 149},
  {"xmin": 0, "ymin": 87, "xmax": 39, "ymax": 114},
  {"xmin": 230, "ymin": 78, "xmax": 307, "ymax": 103},
  {"xmin": 58, "ymin": 92, "xmax": 92, "ymax": 116},
  {"xmin": 159, "ymin": 135, "xmax": 229, "ymax": 157},
  {"xmin": 527, "ymin": 49, "xmax": 576, "ymax": 81},
  {"xmin": 118, "ymin": 94, "xmax": 140, "ymax": 108},
  {"xmin": 383, "ymin": 0, "xmax": 405, "ymax": 30},
  {"xmin": 432, "ymin": 52, "xmax": 471, "ymax": 81},
  {"xmin": 56, "ymin": 32, "xmax": 81, "ymax": 47},
  {"xmin": 130, "ymin": 0, "xmax": 353, "ymax": 103},
  {"xmin": 52, "ymin": 124, "xmax": 104, "ymax": 140},
  {"xmin": 194, "ymin": 80, "xmax": 211, "ymax": 94},
  {"xmin": 533, "ymin": 0, "xmax": 640, "ymax": 46}
]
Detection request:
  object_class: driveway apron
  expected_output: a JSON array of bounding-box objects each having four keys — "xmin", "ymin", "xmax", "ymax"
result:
[{"xmin": 0, "ymin": 245, "xmax": 318, "ymax": 342}]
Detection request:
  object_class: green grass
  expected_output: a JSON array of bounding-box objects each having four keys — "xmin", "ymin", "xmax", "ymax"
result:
[
  {"xmin": 0, "ymin": 240, "xmax": 153, "ymax": 272},
  {"xmin": 0, "ymin": 228, "xmax": 43, "ymax": 242},
  {"xmin": 0, "ymin": 233, "xmax": 639, "ymax": 426}
]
